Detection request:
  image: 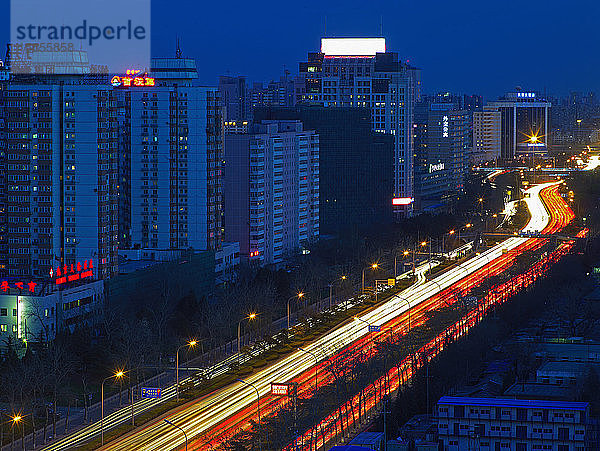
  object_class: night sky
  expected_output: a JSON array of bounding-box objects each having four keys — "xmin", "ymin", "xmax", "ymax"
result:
[{"xmin": 2, "ymin": 0, "xmax": 599, "ymax": 99}]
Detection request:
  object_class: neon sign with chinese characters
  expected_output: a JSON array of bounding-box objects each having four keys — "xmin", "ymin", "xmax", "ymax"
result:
[
  {"xmin": 51, "ymin": 260, "xmax": 94, "ymax": 285},
  {"xmin": 0, "ymin": 281, "xmax": 37, "ymax": 293},
  {"xmin": 111, "ymin": 69, "xmax": 155, "ymax": 88}
]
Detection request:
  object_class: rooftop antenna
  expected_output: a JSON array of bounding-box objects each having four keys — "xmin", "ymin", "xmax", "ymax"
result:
[
  {"xmin": 380, "ymin": 15, "xmax": 383, "ymax": 36},
  {"xmin": 175, "ymin": 36, "xmax": 182, "ymax": 59},
  {"xmin": 324, "ymin": 16, "xmax": 327, "ymax": 36}
]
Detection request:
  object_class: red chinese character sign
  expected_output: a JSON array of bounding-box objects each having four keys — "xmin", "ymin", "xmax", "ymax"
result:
[
  {"xmin": 0, "ymin": 280, "xmax": 37, "ymax": 293},
  {"xmin": 52, "ymin": 259, "xmax": 94, "ymax": 285},
  {"xmin": 111, "ymin": 72, "xmax": 155, "ymax": 88}
]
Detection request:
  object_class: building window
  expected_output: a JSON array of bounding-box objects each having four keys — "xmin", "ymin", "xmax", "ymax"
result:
[
  {"xmin": 12, "ymin": 325, "xmax": 17, "ymax": 333},
  {"xmin": 454, "ymin": 406, "xmax": 465, "ymax": 418},
  {"xmin": 0, "ymin": 325, "xmax": 6, "ymax": 332},
  {"xmin": 0, "ymin": 308, "xmax": 6, "ymax": 316},
  {"xmin": 558, "ymin": 427, "xmax": 569, "ymax": 441},
  {"xmin": 12, "ymin": 309, "xmax": 17, "ymax": 317}
]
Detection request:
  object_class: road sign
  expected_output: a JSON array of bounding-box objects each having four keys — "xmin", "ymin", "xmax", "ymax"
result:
[
  {"xmin": 368, "ymin": 325, "xmax": 381, "ymax": 332},
  {"xmin": 387, "ymin": 278, "xmax": 396, "ymax": 286},
  {"xmin": 271, "ymin": 383, "xmax": 289, "ymax": 396},
  {"xmin": 141, "ymin": 387, "xmax": 162, "ymax": 399}
]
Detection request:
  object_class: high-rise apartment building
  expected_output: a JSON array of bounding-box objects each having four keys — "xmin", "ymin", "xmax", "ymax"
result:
[
  {"xmin": 224, "ymin": 120, "xmax": 319, "ymax": 265},
  {"xmin": 219, "ymin": 75, "xmax": 251, "ymax": 122},
  {"xmin": 295, "ymin": 37, "xmax": 418, "ymax": 216},
  {"xmin": 473, "ymin": 109, "xmax": 502, "ymax": 163},
  {"xmin": 254, "ymin": 106, "xmax": 394, "ymax": 234},
  {"xmin": 251, "ymin": 70, "xmax": 295, "ymax": 109},
  {"xmin": 2, "ymin": 78, "xmax": 118, "ymax": 280},
  {"xmin": 116, "ymin": 57, "xmax": 223, "ymax": 252},
  {"xmin": 487, "ymin": 91, "xmax": 551, "ymax": 160},
  {"xmin": 414, "ymin": 96, "xmax": 470, "ymax": 212}
]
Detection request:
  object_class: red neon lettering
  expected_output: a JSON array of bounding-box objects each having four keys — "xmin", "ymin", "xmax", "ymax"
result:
[
  {"xmin": 56, "ymin": 277, "xmax": 66, "ymax": 285},
  {"xmin": 27, "ymin": 281, "xmax": 37, "ymax": 293},
  {"xmin": 77, "ymin": 262, "xmax": 81, "ymax": 271},
  {"xmin": 122, "ymin": 77, "xmax": 132, "ymax": 87},
  {"xmin": 67, "ymin": 273, "xmax": 80, "ymax": 282},
  {"xmin": 15, "ymin": 282, "xmax": 24, "ymax": 290},
  {"xmin": 84, "ymin": 260, "xmax": 88, "ymax": 270},
  {"xmin": 133, "ymin": 77, "xmax": 145, "ymax": 87},
  {"xmin": 145, "ymin": 77, "xmax": 155, "ymax": 87},
  {"xmin": 0, "ymin": 281, "xmax": 9, "ymax": 292},
  {"xmin": 89, "ymin": 259, "xmax": 94, "ymax": 269},
  {"xmin": 63, "ymin": 265, "xmax": 68, "ymax": 275},
  {"xmin": 56, "ymin": 267, "xmax": 61, "ymax": 277},
  {"xmin": 80, "ymin": 270, "xmax": 93, "ymax": 279}
]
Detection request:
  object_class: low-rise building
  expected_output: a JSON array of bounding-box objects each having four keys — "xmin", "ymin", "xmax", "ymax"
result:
[
  {"xmin": 0, "ymin": 278, "xmax": 104, "ymax": 352},
  {"xmin": 437, "ymin": 396, "xmax": 589, "ymax": 451}
]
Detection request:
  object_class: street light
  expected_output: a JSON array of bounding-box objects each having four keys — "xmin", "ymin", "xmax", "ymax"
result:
[
  {"xmin": 163, "ymin": 419, "xmax": 188, "ymax": 451},
  {"xmin": 328, "ymin": 275, "xmax": 347, "ymax": 310},
  {"xmin": 238, "ymin": 313, "xmax": 257, "ymax": 365},
  {"xmin": 362, "ymin": 263, "xmax": 378, "ymax": 295},
  {"xmin": 236, "ymin": 378, "xmax": 262, "ymax": 451},
  {"xmin": 458, "ymin": 223, "xmax": 472, "ymax": 243},
  {"xmin": 287, "ymin": 292, "xmax": 304, "ymax": 329},
  {"xmin": 421, "ymin": 240, "xmax": 432, "ymax": 275},
  {"xmin": 11, "ymin": 414, "xmax": 22, "ymax": 451},
  {"xmin": 394, "ymin": 251, "xmax": 410, "ymax": 279},
  {"xmin": 398, "ymin": 297, "xmax": 412, "ymax": 331},
  {"xmin": 176, "ymin": 340, "xmax": 197, "ymax": 401},
  {"xmin": 101, "ymin": 370, "xmax": 125, "ymax": 445},
  {"xmin": 298, "ymin": 347, "xmax": 319, "ymax": 394}
]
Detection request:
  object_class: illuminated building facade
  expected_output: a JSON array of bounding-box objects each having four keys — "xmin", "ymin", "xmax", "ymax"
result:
[
  {"xmin": 224, "ymin": 120, "xmax": 319, "ymax": 265},
  {"xmin": 414, "ymin": 95, "xmax": 470, "ymax": 212},
  {"xmin": 2, "ymin": 80, "xmax": 118, "ymax": 281},
  {"xmin": 295, "ymin": 37, "xmax": 418, "ymax": 217},
  {"xmin": 117, "ymin": 57, "xmax": 223, "ymax": 252},
  {"xmin": 487, "ymin": 92, "xmax": 551, "ymax": 160},
  {"xmin": 473, "ymin": 109, "xmax": 502, "ymax": 163}
]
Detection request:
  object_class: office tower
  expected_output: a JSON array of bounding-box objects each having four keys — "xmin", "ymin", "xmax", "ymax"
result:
[
  {"xmin": 219, "ymin": 75, "xmax": 251, "ymax": 122},
  {"xmin": 486, "ymin": 91, "xmax": 551, "ymax": 160},
  {"xmin": 295, "ymin": 37, "xmax": 418, "ymax": 217},
  {"xmin": 414, "ymin": 96, "xmax": 470, "ymax": 212},
  {"xmin": 116, "ymin": 57, "xmax": 223, "ymax": 252},
  {"xmin": 473, "ymin": 109, "xmax": 502, "ymax": 163},
  {"xmin": 254, "ymin": 106, "xmax": 394, "ymax": 234},
  {"xmin": 2, "ymin": 79, "xmax": 118, "ymax": 280},
  {"xmin": 224, "ymin": 120, "xmax": 319, "ymax": 265}
]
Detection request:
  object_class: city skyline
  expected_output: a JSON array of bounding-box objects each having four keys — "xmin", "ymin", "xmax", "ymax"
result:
[{"xmin": 2, "ymin": 0, "xmax": 600, "ymax": 97}]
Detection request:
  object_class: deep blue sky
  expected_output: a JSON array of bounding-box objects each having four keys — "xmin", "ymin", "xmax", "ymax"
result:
[{"xmin": 2, "ymin": 0, "xmax": 599, "ymax": 99}]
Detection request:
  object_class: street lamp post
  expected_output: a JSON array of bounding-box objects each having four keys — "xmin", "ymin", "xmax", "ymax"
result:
[
  {"xmin": 287, "ymin": 292, "xmax": 304, "ymax": 330},
  {"xmin": 236, "ymin": 378, "xmax": 262, "ymax": 451},
  {"xmin": 238, "ymin": 313, "xmax": 257, "ymax": 366},
  {"xmin": 395, "ymin": 251, "xmax": 410, "ymax": 279},
  {"xmin": 458, "ymin": 223, "xmax": 472, "ymax": 245},
  {"xmin": 398, "ymin": 297, "xmax": 412, "ymax": 331},
  {"xmin": 297, "ymin": 347, "xmax": 319, "ymax": 394},
  {"xmin": 163, "ymin": 419, "xmax": 188, "ymax": 451},
  {"xmin": 176, "ymin": 340, "xmax": 197, "ymax": 402},
  {"xmin": 362, "ymin": 263, "xmax": 378, "ymax": 295},
  {"xmin": 421, "ymin": 240, "xmax": 431, "ymax": 275},
  {"xmin": 328, "ymin": 276, "xmax": 347, "ymax": 310},
  {"xmin": 10, "ymin": 415, "xmax": 21, "ymax": 451},
  {"xmin": 101, "ymin": 370, "xmax": 125, "ymax": 445}
]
